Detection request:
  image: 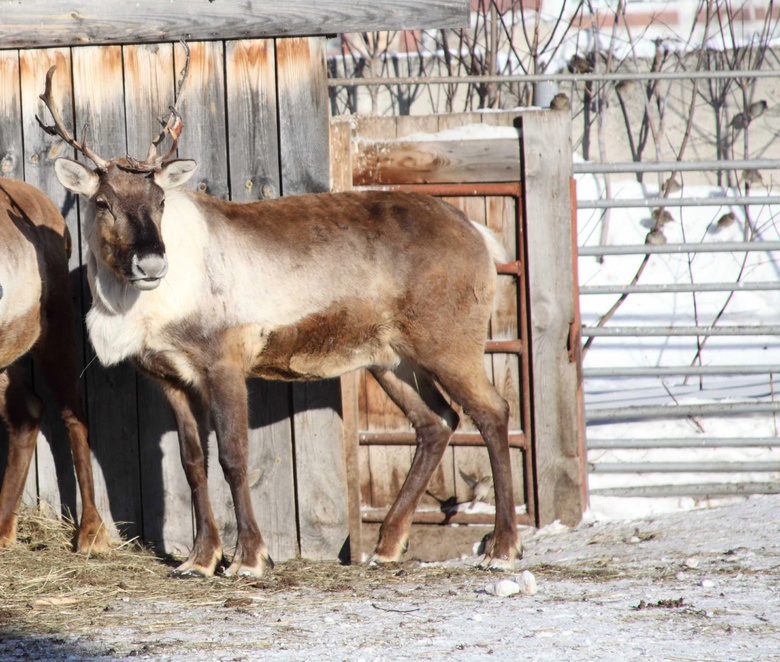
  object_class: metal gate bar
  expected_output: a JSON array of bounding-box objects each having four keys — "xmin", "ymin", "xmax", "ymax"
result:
[
  {"xmin": 580, "ymin": 241, "xmax": 780, "ymax": 256},
  {"xmin": 588, "ymin": 437, "xmax": 780, "ymax": 449},
  {"xmin": 583, "ymin": 325, "xmax": 780, "ymax": 337},
  {"xmin": 582, "ymin": 282, "xmax": 779, "ymax": 294},
  {"xmin": 587, "ymin": 402, "xmax": 780, "ymax": 421},
  {"xmin": 590, "ymin": 462, "xmax": 780, "ymax": 473},
  {"xmin": 574, "ymin": 159, "xmax": 780, "ymax": 174}
]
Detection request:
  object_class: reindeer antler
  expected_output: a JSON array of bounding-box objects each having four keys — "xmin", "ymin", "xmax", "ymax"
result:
[
  {"xmin": 138, "ymin": 40, "xmax": 191, "ymax": 170},
  {"xmin": 35, "ymin": 65, "xmax": 108, "ymax": 170}
]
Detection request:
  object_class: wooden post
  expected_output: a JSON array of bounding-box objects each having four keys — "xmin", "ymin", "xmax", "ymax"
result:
[
  {"xmin": 331, "ymin": 118, "xmax": 364, "ymax": 562},
  {"xmin": 519, "ymin": 110, "xmax": 584, "ymax": 527}
]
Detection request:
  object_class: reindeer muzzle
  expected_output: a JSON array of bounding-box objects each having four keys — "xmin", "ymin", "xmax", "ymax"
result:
[{"xmin": 130, "ymin": 253, "xmax": 168, "ymax": 290}]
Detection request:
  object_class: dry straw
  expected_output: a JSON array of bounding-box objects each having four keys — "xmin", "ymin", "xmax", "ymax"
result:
[{"xmin": 0, "ymin": 506, "xmax": 484, "ymax": 640}]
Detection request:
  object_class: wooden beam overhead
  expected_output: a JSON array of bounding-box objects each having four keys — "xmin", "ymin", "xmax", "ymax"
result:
[{"xmin": 0, "ymin": 1, "xmax": 469, "ymax": 50}]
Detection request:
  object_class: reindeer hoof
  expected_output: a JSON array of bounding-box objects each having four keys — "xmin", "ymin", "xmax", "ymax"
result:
[
  {"xmin": 172, "ymin": 563, "xmax": 215, "ymax": 578},
  {"xmin": 478, "ymin": 531, "xmax": 522, "ymax": 571},
  {"xmin": 478, "ymin": 554, "xmax": 517, "ymax": 572},
  {"xmin": 76, "ymin": 527, "xmax": 112, "ymax": 555},
  {"xmin": 172, "ymin": 547, "xmax": 222, "ymax": 578},
  {"xmin": 370, "ymin": 537, "xmax": 409, "ymax": 565},
  {"xmin": 224, "ymin": 553, "xmax": 273, "ymax": 578}
]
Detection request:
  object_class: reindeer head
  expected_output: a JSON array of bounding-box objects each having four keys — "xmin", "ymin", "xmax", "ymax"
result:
[{"xmin": 37, "ymin": 48, "xmax": 197, "ymax": 291}]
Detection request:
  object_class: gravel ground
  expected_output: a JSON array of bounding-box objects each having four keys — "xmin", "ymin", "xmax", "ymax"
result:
[{"xmin": 1, "ymin": 494, "xmax": 779, "ymax": 661}]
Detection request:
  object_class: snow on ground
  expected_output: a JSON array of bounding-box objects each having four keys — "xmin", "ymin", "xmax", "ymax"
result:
[
  {"xmin": 1, "ymin": 494, "xmax": 778, "ymax": 661},
  {"xmin": 576, "ymin": 166, "xmax": 780, "ymax": 519}
]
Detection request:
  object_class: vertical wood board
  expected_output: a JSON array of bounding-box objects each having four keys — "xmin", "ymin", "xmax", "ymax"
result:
[
  {"xmin": 72, "ymin": 45, "xmax": 143, "ymax": 541},
  {"xmin": 226, "ymin": 38, "xmax": 297, "ymax": 562},
  {"xmin": 19, "ymin": 47, "xmax": 74, "ymax": 517},
  {"xmin": 181, "ymin": 41, "xmax": 241, "ymax": 555},
  {"xmin": 0, "ymin": 51, "xmax": 24, "ymax": 180},
  {"xmin": 122, "ymin": 42, "xmax": 194, "ymax": 554},
  {"xmin": 520, "ymin": 110, "xmax": 583, "ymax": 528},
  {"xmin": 225, "ymin": 39, "xmax": 280, "ymax": 202},
  {"xmin": 277, "ymin": 36, "xmax": 348, "ymax": 560},
  {"xmin": 0, "ymin": 50, "xmax": 37, "ymax": 508}
]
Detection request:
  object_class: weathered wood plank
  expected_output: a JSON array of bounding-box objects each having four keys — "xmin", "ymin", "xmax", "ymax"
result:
[
  {"xmin": 277, "ymin": 36, "xmax": 348, "ymax": 560},
  {"xmin": 276, "ymin": 37, "xmax": 329, "ymax": 196},
  {"xmin": 0, "ymin": 51, "xmax": 23, "ymax": 180},
  {"xmin": 72, "ymin": 44, "xmax": 144, "ymax": 541},
  {"xmin": 0, "ymin": 1, "xmax": 469, "ymax": 50},
  {"xmin": 339, "ymin": 371, "xmax": 363, "ymax": 563},
  {"xmin": 244, "ymin": 380, "xmax": 298, "ymax": 562},
  {"xmin": 225, "ymin": 39, "xmax": 280, "ymax": 202},
  {"xmin": 19, "ymin": 47, "xmax": 75, "ymax": 518},
  {"xmin": 177, "ymin": 41, "xmax": 228, "ymax": 199},
  {"xmin": 0, "ymin": 50, "xmax": 37, "ymax": 508},
  {"xmin": 292, "ymin": 380, "xmax": 348, "ymax": 560},
  {"xmin": 177, "ymin": 40, "xmax": 240, "ymax": 557},
  {"xmin": 122, "ymin": 42, "xmax": 194, "ymax": 554},
  {"xmin": 225, "ymin": 38, "xmax": 298, "ymax": 562},
  {"xmin": 520, "ymin": 110, "xmax": 583, "ymax": 528},
  {"xmin": 331, "ymin": 118, "xmax": 365, "ymax": 563},
  {"xmin": 353, "ymin": 135, "xmax": 522, "ymax": 186}
]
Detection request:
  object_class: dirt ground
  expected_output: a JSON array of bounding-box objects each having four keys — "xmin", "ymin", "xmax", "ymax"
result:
[{"xmin": 1, "ymin": 494, "xmax": 779, "ymax": 661}]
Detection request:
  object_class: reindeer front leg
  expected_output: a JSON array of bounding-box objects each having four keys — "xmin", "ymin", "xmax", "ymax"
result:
[
  {"xmin": 162, "ymin": 383, "xmax": 223, "ymax": 577},
  {"xmin": 207, "ymin": 361, "xmax": 272, "ymax": 578}
]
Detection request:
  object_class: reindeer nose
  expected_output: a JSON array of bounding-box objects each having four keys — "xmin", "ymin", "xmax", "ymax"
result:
[{"xmin": 131, "ymin": 253, "xmax": 168, "ymax": 289}]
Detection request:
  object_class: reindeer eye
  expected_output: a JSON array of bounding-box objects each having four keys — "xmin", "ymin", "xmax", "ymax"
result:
[
  {"xmin": 159, "ymin": 199, "xmax": 165, "ymax": 210},
  {"xmin": 95, "ymin": 199, "xmax": 109, "ymax": 211}
]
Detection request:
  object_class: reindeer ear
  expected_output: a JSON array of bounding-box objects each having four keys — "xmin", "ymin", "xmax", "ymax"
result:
[
  {"xmin": 155, "ymin": 159, "xmax": 198, "ymax": 190},
  {"xmin": 54, "ymin": 158, "xmax": 99, "ymax": 198}
]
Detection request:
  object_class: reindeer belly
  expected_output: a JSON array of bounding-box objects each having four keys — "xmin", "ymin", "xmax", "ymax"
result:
[
  {"xmin": 0, "ymin": 307, "xmax": 41, "ymax": 368},
  {"xmin": 249, "ymin": 303, "xmax": 400, "ymax": 381},
  {"xmin": 0, "ymin": 242, "xmax": 43, "ymax": 368}
]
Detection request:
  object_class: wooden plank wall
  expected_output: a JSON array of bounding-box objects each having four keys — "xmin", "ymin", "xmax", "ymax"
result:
[{"xmin": 0, "ymin": 37, "xmax": 347, "ymax": 562}]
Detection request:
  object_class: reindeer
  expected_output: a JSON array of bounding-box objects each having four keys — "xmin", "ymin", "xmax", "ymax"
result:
[
  {"xmin": 37, "ymin": 53, "xmax": 521, "ymax": 577},
  {"xmin": 0, "ymin": 176, "xmax": 110, "ymax": 553}
]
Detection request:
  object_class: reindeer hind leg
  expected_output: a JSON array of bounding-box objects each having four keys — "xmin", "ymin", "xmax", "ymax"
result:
[
  {"xmin": 0, "ymin": 366, "xmax": 43, "ymax": 547},
  {"xmin": 369, "ymin": 358, "xmax": 459, "ymax": 563},
  {"xmin": 421, "ymin": 348, "xmax": 521, "ymax": 570}
]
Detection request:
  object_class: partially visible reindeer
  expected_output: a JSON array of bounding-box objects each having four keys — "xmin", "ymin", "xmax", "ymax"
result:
[
  {"xmin": 0, "ymin": 176, "xmax": 110, "ymax": 553},
  {"xmin": 38, "ymin": 51, "xmax": 521, "ymax": 577}
]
